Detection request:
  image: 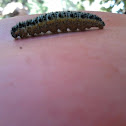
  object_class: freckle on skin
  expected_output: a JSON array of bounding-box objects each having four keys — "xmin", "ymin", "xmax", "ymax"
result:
[
  {"xmin": 19, "ymin": 46, "xmax": 23, "ymax": 49},
  {"xmin": 8, "ymin": 82, "xmax": 15, "ymax": 87},
  {"xmin": 103, "ymin": 63, "xmax": 119, "ymax": 79},
  {"xmin": 25, "ymin": 56, "xmax": 32, "ymax": 64}
]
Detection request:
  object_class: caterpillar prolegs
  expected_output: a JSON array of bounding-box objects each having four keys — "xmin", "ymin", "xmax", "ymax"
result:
[{"xmin": 11, "ymin": 11, "xmax": 105, "ymax": 39}]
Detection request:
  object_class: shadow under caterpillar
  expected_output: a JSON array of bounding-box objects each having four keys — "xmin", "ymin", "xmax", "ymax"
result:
[{"xmin": 11, "ymin": 11, "xmax": 105, "ymax": 39}]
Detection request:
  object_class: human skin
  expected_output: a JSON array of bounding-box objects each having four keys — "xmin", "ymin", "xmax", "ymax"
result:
[{"xmin": 0, "ymin": 11, "xmax": 126, "ymax": 126}]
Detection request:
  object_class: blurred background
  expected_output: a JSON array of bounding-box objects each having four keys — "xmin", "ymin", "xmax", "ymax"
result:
[{"xmin": 0, "ymin": 0, "xmax": 126, "ymax": 19}]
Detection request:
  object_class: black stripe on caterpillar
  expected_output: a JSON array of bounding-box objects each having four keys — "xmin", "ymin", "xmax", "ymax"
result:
[{"xmin": 11, "ymin": 11, "xmax": 105, "ymax": 39}]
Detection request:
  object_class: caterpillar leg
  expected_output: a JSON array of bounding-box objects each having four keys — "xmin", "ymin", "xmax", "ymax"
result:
[{"xmin": 98, "ymin": 25, "xmax": 103, "ymax": 29}]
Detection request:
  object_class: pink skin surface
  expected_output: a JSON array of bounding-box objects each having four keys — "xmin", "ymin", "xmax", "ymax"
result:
[{"xmin": 0, "ymin": 11, "xmax": 126, "ymax": 126}]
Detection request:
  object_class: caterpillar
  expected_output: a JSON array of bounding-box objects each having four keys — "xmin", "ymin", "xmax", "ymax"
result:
[{"xmin": 11, "ymin": 11, "xmax": 105, "ymax": 39}]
